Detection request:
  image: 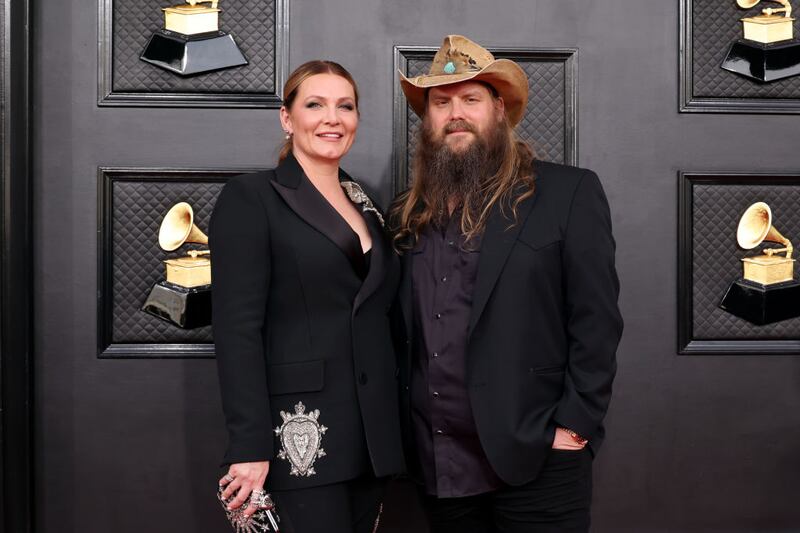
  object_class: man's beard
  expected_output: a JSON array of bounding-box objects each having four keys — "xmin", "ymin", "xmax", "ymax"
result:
[{"xmin": 414, "ymin": 117, "xmax": 507, "ymax": 228}]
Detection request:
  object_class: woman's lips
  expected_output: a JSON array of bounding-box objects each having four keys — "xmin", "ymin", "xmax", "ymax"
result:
[{"xmin": 316, "ymin": 133, "xmax": 344, "ymax": 143}]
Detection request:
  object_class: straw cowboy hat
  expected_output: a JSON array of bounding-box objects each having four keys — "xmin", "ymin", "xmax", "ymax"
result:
[{"xmin": 399, "ymin": 35, "xmax": 529, "ymax": 127}]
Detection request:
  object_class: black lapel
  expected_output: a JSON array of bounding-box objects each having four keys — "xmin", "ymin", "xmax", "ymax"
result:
[
  {"xmin": 353, "ymin": 210, "xmax": 389, "ymax": 310},
  {"xmin": 270, "ymin": 154, "xmax": 366, "ymax": 278},
  {"xmin": 467, "ymin": 188, "xmax": 538, "ymax": 337},
  {"xmin": 397, "ymin": 238, "xmax": 414, "ymax": 339}
]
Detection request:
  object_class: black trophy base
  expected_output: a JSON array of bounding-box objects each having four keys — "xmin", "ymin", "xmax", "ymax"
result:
[
  {"xmin": 142, "ymin": 281, "xmax": 212, "ymax": 329},
  {"xmin": 140, "ymin": 29, "xmax": 248, "ymax": 76},
  {"xmin": 721, "ymin": 38, "xmax": 800, "ymax": 82},
  {"xmin": 719, "ymin": 278, "xmax": 800, "ymax": 325}
]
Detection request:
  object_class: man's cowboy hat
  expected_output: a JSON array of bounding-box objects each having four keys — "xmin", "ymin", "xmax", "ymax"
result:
[{"xmin": 399, "ymin": 35, "xmax": 529, "ymax": 127}]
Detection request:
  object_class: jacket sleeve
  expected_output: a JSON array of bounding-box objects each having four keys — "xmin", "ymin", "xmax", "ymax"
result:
[
  {"xmin": 553, "ymin": 169, "xmax": 623, "ymax": 445},
  {"xmin": 210, "ymin": 177, "xmax": 274, "ymax": 465}
]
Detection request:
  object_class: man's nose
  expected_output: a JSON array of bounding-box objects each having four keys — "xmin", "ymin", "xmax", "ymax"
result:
[{"xmin": 448, "ymin": 99, "xmax": 466, "ymax": 120}]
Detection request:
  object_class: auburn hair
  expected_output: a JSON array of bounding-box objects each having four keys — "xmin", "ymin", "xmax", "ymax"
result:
[{"xmin": 278, "ymin": 60, "xmax": 360, "ymax": 163}]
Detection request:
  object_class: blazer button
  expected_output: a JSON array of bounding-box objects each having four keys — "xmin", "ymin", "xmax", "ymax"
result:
[{"xmin": 359, "ymin": 372, "xmax": 368, "ymax": 385}]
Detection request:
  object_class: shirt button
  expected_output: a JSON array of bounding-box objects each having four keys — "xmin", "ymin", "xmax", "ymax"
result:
[
  {"xmin": 435, "ymin": 429, "xmax": 444, "ymax": 435},
  {"xmin": 359, "ymin": 373, "xmax": 368, "ymax": 385},
  {"xmin": 448, "ymin": 240, "xmax": 455, "ymax": 247},
  {"xmin": 441, "ymin": 276, "xmax": 447, "ymax": 282},
  {"xmin": 432, "ymin": 391, "xmax": 440, "ymax": 398},
  {"xmin": 435, "ymin": 313, "xmax": 442, "ymax": 319},
  {"xmin": 432, "ymin": 352, "xmax": 439, "ymax": 358}
]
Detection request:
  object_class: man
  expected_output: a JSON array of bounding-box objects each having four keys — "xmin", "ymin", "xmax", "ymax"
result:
[{"xmin": 390, "ymin": 35, "xmax": 623, "ymax": 532}]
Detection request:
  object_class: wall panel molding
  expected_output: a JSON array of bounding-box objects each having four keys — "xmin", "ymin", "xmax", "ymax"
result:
[
  {"xmin": 97, "ymin": 167, "xmax": 265, "ymax": 358},
  {"xmin": 679, "ymin": 171, "xmax": 800, "ymax": 354},
  {"xmin": 1, "ymin": 0, "xmax": 33, "ymax": 528},
  {"xmin": 680, "ymin": 0, "xmax": 800, "ymax": 113},
  {"xmin": 98, "ymin": 0, "xmax": 288, "ymax": 107}
]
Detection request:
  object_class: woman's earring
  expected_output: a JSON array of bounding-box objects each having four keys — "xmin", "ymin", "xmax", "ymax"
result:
[{"xmin": 284, "ymin": 131, "xmax": 292, "ymax": 140}]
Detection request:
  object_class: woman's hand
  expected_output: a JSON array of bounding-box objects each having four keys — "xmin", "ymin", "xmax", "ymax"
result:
[{"xmin": 218, "ymin": 461, "xmax": 270, "ymax": 519}]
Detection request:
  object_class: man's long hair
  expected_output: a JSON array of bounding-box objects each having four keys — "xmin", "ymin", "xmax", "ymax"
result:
[{"xmin": 390, "ymin": 109, "xmax": 536, "ymax": 251}]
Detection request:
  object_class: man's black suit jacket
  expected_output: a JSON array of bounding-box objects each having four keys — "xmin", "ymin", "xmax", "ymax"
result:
[
  {"xmin": 394, "ymin": 160, "xmax": 623, "ymax": 486},
  {"xmin": 210, "ymin": 154, "xmax": 405, "ymax": 491}
]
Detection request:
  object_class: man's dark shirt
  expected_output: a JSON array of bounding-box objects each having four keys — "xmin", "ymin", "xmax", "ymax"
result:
[{"xmin": 410, "ymin": 216, "xmax": 504, "ymax": 497}]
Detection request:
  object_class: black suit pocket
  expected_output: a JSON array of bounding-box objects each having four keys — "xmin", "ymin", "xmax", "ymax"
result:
[
  {"xmin": 532, "ymin": 364, "xmax": 566, "ymax": 375},
  {"xmin": 268, "ymin": 360, "xmax": 325, "ymax": 395},
  {"xmin": 516, "ymin": 234, "xmax": 561, "ymax": 252}
]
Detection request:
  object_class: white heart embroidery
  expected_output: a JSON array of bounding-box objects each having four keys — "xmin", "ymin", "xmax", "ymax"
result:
[{"xmin": 274, "ymin": 402, "xmax": 328, "ymax": 477}]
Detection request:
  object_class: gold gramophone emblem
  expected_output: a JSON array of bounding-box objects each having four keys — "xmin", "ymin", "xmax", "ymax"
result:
[
  {"xmin": 163, "ymin": 0, "xmax": 220, "ymax": 36},
  {"xmin": 159, "ymin": 202, "xmax": 211, "ymax": 287},
  {"xmin": 141, "ymin": 202, "xmax": 212, "ymax": 329},
  {"xmin": 139, "ymin": 0, "xmax": 248, "ymax": 76},
  {"xmin": 736, "ymin": 202, "xmax": 794, "ymax": 285},
  {"xmin": 722, "ymin": 0, "xmax": 800, "ymax": 82},
  {"xmin": 737, "ymin": 0, "xmax": 794, "ymax": 43},
  {"xmin": 719, "ymin": 201, "xmax": 800, "ymax": 325}
]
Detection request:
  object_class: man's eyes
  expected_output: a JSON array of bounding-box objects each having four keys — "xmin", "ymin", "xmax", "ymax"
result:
[{"xmin": 432, "ymin": 97, "xmax": 480, "ymax": 105}]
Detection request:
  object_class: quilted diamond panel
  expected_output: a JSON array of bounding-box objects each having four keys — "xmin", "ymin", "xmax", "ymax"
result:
[
  {"xmin": 99, "ymin": 169, "xmax": 271, "ymax": 354},
  {"xmin": 691, "ymin": 181, "xmax": 800, "ymax": 339},
  {"xmin": 400, "ymin": 50, "xmax": 573, "ymax": 190},
  {"xmin": 110, "ymin": 178, "xmax": 224, "ymax": 344},
  {"xmin": 691, "ymin": 0, "xmax": 800, "ymax": 98},
  {"xmin": 111, "ymin": 0, "xmax": 276, "ymax": 94},
  {"xmin": 405, "ymin": 58, "xmax": 427, "ymax": 176}
]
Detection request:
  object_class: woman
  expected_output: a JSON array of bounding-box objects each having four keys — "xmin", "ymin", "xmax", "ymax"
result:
[{"xmin": 211, "ymin": 61, "xmax": 404, "ymax": 532}]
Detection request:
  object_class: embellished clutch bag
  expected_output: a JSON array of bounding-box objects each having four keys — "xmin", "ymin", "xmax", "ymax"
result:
[{"xmin": 217, "ymin": 486, "xmax": 281, "ymax": 532}]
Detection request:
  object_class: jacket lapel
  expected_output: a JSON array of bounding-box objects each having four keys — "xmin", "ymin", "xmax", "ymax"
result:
[
  {"xmin": 270, "ymin": 154, "xmax": 366, "ymax": 278},
  {"xmin": 353, "ymin": 210, "xmax": 389, "ymax": 311},
  {"xmin": 467, "ymin": 188, "xmax": 537, "ymax": 337},
  {"xmin": 397, "ymin": 237, "xmax": 414, "ymax": 339}
]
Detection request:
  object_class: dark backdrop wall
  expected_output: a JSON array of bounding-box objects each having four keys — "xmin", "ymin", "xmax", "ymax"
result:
[{"xmin": 31, "ymin": 0, "xmax": 800, "ymax": 531}]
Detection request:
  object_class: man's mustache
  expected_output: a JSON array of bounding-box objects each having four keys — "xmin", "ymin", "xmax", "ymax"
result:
[{"xmin": 443, "ymin": 120, "xmax": 477, "ymax": 135}]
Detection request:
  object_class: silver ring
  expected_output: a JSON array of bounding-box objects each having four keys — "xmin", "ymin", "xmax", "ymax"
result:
[
  {"xmin": 223, "ymin": 473, "xmax": 235, "ymax": 483},
  {"xmin": 250, "ymin": 489, "xmax": 274, "ymax": 509}
]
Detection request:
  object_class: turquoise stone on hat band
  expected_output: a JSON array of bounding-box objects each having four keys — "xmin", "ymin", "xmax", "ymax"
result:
[{"xmin": 443, "ymin": 61, "xmax": 456, "ymax": 74}]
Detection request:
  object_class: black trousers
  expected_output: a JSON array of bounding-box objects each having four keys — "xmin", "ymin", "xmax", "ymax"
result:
[
  {"xmin": 271, "ymin": 475, "xmax": 387, "ymax": 533},
  {"xmin": 422, "ymin": 448, "xmax": 593, "ymax": 533}
]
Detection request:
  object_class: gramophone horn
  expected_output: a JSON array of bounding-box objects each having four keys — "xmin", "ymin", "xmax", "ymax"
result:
[
  {"xmin": 158, "ymin": 202, "xmax": 208, "ymax": 251},
  {"xmin": 737, "ymin": 0, "xmax": 760, "ymax": 8},
  {"xmin": 736, "ymin": 201, "xmax": 790, "ymax": 250}
]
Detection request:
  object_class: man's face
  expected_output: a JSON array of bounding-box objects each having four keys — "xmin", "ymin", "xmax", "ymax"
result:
[{"xmin": 425, "ymin": 81, "xmax": 505, "ymax": 153}]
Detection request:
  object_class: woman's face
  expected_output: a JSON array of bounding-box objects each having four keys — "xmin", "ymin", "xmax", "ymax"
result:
[{"xmin": 280, "ymin": 73, "xmax": 358, "ymax": 165}]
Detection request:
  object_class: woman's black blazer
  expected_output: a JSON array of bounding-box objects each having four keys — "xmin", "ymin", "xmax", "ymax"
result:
[{"xmin": 210, "ymin": 154, "xmax": 404, "ymax": 491}]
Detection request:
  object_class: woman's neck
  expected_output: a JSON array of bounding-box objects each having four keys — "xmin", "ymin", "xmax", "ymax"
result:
[{"xmin": 293, "ymin": 151, "xmax": 340, "ymax": 193}]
